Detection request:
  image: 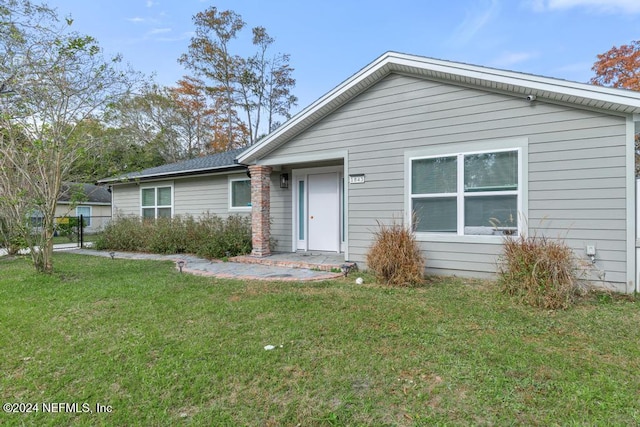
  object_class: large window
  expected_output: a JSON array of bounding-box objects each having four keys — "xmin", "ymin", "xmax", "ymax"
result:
[
  {"xmin": 229, "ymin": 178, "xmax": 251, "ymax": 211},
  {"xmin": 410, "ymin": 149, "xmax": 519, "ymax": 236},
  {"xmin": 141, "ymin": 186, "xmax": 172, "ymax": 219}
]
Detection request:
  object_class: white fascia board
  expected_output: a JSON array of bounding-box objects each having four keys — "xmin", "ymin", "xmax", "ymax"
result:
[{"xmin": 389, "ymin": 52, "xmax": 640, "ymax": 109}]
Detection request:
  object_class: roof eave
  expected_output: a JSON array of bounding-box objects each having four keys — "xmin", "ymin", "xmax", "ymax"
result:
[
  {"xmin": 57, "ymin": 201, "xmax": 111, "ymax": 205},
  {"xmin": 98, "ymin": 164, "xmax": 246, "ymax": 184},
  {"xmin": 237, "ymin": 51, "xmax": 640, "ymax": 164}
]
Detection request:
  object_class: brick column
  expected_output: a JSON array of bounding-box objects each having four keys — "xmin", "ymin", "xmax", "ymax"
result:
[{"xmin": 249, "ymin": 165, "xmax": 272, "ymax": 257}]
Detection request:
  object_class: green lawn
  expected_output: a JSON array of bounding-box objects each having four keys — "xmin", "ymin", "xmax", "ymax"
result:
[
  {"xmin": 1, "ymin": 253, "xmax": 639, "ymax": 426},
  {"xmin": 51, "ymin": 234, "xmax": 101, "ymax": 245}
]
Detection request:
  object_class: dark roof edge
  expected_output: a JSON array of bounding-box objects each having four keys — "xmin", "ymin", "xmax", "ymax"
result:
[{"xmin": 99, "ymin": 164, "xmax": 247, "ymax": 184}]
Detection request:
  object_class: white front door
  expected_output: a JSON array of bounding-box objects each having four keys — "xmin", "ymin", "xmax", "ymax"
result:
[{"xmin": 307, "ymin": 172, "xmax": 340, "ymax": 251}]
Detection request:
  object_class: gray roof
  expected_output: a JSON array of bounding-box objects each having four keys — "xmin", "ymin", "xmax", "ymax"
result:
[
  {"xmin": 59, "ymin": 183, "xmax": 111, "ymax": 204},
  {"xmin": 98, "ymin": 147, "xmax": 247, "ymax": 184}
]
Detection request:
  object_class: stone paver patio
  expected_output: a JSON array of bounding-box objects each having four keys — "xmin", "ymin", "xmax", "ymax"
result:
[{"xmin": 70, "ymin": 248, "xmax": 353, "ymax": 282}]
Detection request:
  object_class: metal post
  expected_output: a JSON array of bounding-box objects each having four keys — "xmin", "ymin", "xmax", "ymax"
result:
[{"xmin": 79, "ymin": 214, "xmax": 84, "ymax": 248}]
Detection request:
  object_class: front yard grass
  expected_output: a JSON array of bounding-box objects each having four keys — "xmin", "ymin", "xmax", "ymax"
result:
[{"xmin": 1, "ymin": 253, "xmax": 639, "ymax": 426}]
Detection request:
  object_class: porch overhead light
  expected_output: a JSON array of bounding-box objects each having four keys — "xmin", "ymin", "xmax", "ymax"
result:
[{"xmin": 280, "ymin": 173, "xmax": 289, "ymax": 189}]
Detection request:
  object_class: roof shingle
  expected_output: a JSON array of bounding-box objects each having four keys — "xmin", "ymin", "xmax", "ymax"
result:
[{"xmin": 98, "ymin": 147, "xmax": 247, "ymax": 183}]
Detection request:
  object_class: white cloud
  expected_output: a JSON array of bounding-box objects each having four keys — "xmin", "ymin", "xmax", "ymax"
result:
[
  {"xmin": 528, "ymin": 0, "xmax": 640, "ymax": 14},
  {"xmin": 148, "ymin": 28, "xmax": 172, "ymax": 35},
  {"xmin": 146, "ymin": 0, "xmax": 156, "ymax": 8},
  {"xmin": 450, "ymin": 0, "xmax": 500, "ymax": 45},
  {"xmin": 127, "ymin": 17, "xmax": 145, "ymax": 23}
]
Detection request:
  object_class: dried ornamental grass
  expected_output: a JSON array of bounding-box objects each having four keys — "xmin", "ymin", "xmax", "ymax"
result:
[
  {"xmin": 366, "ymin": 219, "xmax": 425, "ymax": 287},
  {"xmin": 498, "ymin": 234, "xmax": 582, "ymax": 309}
]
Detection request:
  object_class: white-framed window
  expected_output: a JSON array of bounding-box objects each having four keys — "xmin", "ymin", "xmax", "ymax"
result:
[
  {"xmin": 76, "ymin": 206, "xmax": 92, "ymax": 227},
  {"xmin": 229, "ymin": 177, "xmax": 251, "ymax": 211},
  {"xmin": 141, "ymin": 185, "xmax": 173, "ymax": 219},
  {"xmin": 410, "ymin": 148, "xmax": 521, "ymax": 237}
]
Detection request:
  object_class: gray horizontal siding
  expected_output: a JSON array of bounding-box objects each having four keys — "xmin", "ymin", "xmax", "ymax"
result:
[
  {"xmin": 264, "ymin": 73, "xmax": 629, "ymax": 287},
  {"xmin": 112, "ymin": 183, "xmax": 138, "ymax": 216},
  {"xmin": 174, "ymin": 174, "xmax": 235, "ymax": 217},
  {"xmin": 111, "ymin": 173, "xmax": 247, "ymax": 219}
]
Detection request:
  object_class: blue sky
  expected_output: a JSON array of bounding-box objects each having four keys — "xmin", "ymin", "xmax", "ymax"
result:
[{"xmin": 45, "ymin": 0, "xmax": 640, "ymax": 113}]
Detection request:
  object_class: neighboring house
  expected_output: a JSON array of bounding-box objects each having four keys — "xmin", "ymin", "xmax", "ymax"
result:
[
  {"xmin": 100, "ymin": 52, "xmax": 640, "ymax": 293},
  {"xmin": 55, "ymin": 183, "xmax": 112, "ymax": 233}
]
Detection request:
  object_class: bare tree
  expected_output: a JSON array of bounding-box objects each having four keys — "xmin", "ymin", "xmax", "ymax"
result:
[
  {"xmin": 179, "ymin": 7, "xmax": 297, "ymax": 146},
  {"xmin": 179, "ymin": 7, "xmax": 246, "ymax": 150},
  {"xmin": 0, "ymin": 0, "xmax": 138, "ymax": 272}
]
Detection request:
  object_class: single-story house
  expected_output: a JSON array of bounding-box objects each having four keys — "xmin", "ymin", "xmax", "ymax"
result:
[
  {"xmin": 99, "ymin": 147, "xmax": 250, "ymax": 219},
  {"xmin": 55, "ymin": 183, "xmax": 112, "ymax": 233},
  {"xmin": 99, "ymin": 51, "xmax": 640, "ymax": 293}
]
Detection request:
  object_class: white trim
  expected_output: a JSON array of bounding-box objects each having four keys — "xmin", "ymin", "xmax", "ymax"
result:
[
  {"xmin": 291, "ymin": 165, "xmax": 345, "ymax": 254},
  {"xmin": 343, "ymin": 151, "xmax": 350, "ymax": 260},
  {"xmin": 626, "ymin": 116, "xmax": 637, "ymax": 293},
  {"xmin": 140, "ymin": 182, "xmax": 174, "ymax": 219},
  {"xmin": 228, "ymin": 176, "xmax": 252, "ymax": 212},
  {"xmin": 255, "ymin": 150, "xmax": 348, "ymax": 167},
  {"xmin": 405, "ymin": 140, "xmax": 528, "ymax": 243},
  {"xmin": 292, "ymin": 165, "xmax": 344, "ymax": 176},
  {"xmin": 111, "ymin": 186, "xmax": 115, "ymax": 218}
]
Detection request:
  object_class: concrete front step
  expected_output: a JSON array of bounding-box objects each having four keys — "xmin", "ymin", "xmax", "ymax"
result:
[{"xmin": 230, "ymin": 254, "xmax": 357, "ymax": 273}]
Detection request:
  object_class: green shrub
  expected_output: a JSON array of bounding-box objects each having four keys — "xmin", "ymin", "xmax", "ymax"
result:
[
  {"xmin": 95, "ymin": 216, "xmax": 148, "ymax": 252},
  {"xmin": 147, "ymin": 217, "xmax": 189, "ymax": 254},
  {"xmin": 497, "ymin": 235, "xmax": 582, "ymax": 310},
  {"xmin": 366, "ymin": 219, "xmax": 425, "ymax": 287},
  {"xmin": 195, "ymin": 214, "xmax": 252, "ymax": 259},
  {"xmin": 0, "ymin": 220, "xmax": 27, "ymax": 255},
  {"xmin": 95, "ymin": 213, "xmax": 252, "ymax": 258}
]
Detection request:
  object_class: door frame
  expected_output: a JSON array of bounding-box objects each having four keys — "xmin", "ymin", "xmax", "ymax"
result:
[{"xmin": 292, "ymin": 166, "xmax": 345, "ymax": 253}]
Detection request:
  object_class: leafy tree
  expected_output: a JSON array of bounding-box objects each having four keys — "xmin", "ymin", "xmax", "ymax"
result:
[
  {"xmin": 591, "ymin": 40, "xmax": 640, "ymax": 175},
  {"xmin": 179, "ymin": 6, "xmax": 297, "ymax": 147},
  {"xmin": 106, "ymin": 82, "xmax": 186, "ymax": 163},
  {"xmin": 68, "ymin": 118, "xmax": 165, "ymax": 181},
  {"xmin": 591, "ymin": 40, "xmax": 640, "ymax": 90},
  {"xmin": 169, "ymin": 76, "xmax": 218, "ymax": 156},
  {"xmin": 107, "ymin": 78, "xmax": 233, "ymax": 162},
  {"xmin": 0, "ymin": 0, "xmax": 138, "ymax": 273}
]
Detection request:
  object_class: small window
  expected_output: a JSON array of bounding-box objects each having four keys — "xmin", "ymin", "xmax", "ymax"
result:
[
  {"xmin": 30, "ymin": 210, "xmax": 44, "ymax": 227},
  {"xmin": 229, "ymin": 178, "xmax": 251, "ymax": 211},
  {"xmin": 298, "ymin": 180, "xmax": 305, "ymax": 240},
  {"xmin": 141, "ymin": 186, "xmax": 173, "ymax": 219},
  {"xmin": 76, "ymin": 206, "xmax": 91, "ymax": 227}
]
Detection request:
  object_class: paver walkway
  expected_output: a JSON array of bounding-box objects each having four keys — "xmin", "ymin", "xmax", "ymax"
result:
[{"xmin": 72, "ymin": 248, "xmax": 344, "ymax": 282}]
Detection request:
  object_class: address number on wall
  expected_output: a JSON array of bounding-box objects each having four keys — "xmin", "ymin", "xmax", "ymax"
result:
[{"xmin": 349, "ymin": 174, "xmax": 365, "ymax": 184}]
